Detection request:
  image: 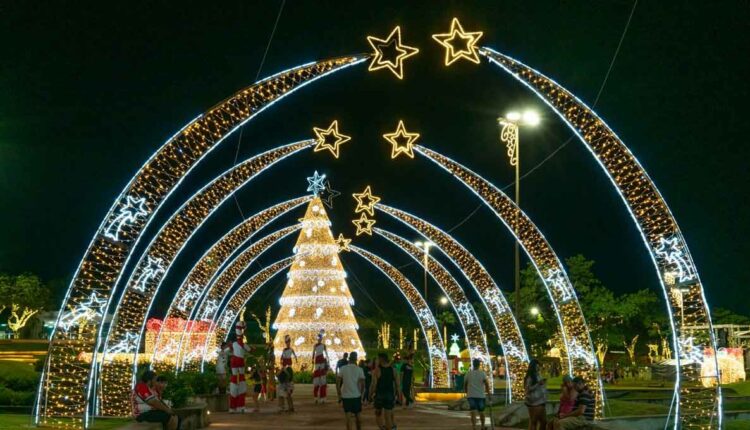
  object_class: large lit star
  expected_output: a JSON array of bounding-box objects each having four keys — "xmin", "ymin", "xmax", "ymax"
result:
[
  {"xmin": 313, "ymin": 120, "xmax": 351, "ymax": 158},
  {"xmin": 431, "ymin": 18, "xmax": 483, "ymax": 66},
  {"xmin": 306, "ymin": 171, "xmax": 327, "ymax": 195},
  {"xmin": 352, "ymin": 186, "xmax": 381, "ymax": 216},
  {"xmin": 335, "ymin": 233, "xmax": 352, "ymax": 252},
  {"xmin": 383, "ymin": 120, "xmax": 420, "ymax": 159},
  {"xmin": 367, "ymin": 26, "xmax": 419, "ymax": 80},
  {"xmin": 352, "ymin": 213, "xmax": 376, "ymax": 236}
]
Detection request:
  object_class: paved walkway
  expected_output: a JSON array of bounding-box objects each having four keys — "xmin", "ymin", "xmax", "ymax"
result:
[{"xmin": 208, "ymin": 384, "xmax": 516, "ymax": 429}]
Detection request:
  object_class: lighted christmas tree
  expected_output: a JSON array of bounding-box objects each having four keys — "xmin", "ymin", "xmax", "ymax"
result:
[{"xmin": 272, "ymin": 196, "xmax": 365, "ymax": 370}]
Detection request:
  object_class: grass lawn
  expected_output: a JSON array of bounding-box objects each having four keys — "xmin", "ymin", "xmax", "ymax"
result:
[
  {"xmin": 725, "ymin": 420, "xmax": 750, "ymax": 430},
  {"xmin": 0, "ymin": 360, "xmax": 38, "ymax": 381},
  {"xmin": 603, "ymin": 399, "xmax": 669, "ymax": 416},
  {"xmin": 0, "ymin": 415, "xmax": 128, "ymax": 430},
  {"xmin": 723, "ymin": 380, "xmax": 750, "ymax": 396},
  {"xmin": 0, "ymin": 341, "xmax": 48, "ymax": 352}
]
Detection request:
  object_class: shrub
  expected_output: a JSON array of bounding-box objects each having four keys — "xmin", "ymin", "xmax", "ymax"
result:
[
  {"xmin": 161, "ymin": 374, "xmax": 194, "ymax": 409},
  {"xmin": 293, "ymin": 370, "xmax": 312, "ymax": 384},
  {"xmin": 0, "ymin": 387, "xmax": 34, "ymax": 406},
  {"xmin": 0, "ymin": 361, "xmax": 39, "ymax": 392}
]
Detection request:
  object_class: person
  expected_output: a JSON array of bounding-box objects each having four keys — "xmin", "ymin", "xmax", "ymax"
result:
[
  {"xmin": 337, "ymin": 351, "xmax": 365, "ymax": 430},
  {"xmin": 312, "ymin": 330, "xmax": 330, "ymax": 404},
  {"xmin": 227, "ymin": 318, "xmax": 253, "ymax": 413},
  {"xmin": 550, "ymin": 375, "xmax": 576, "ymax": 424},
  {"xmin": 264, "ymin": 341, "xmax": 276, "ymax": 401},
  {"xmin": 524, "ymin": 359, "xmax": 547, "ymax": 430},
  {"xmin": 464, "ymin": 358, "xmax": 490, "ymax": 430},
  {"xmin": 359, "ymin": 359, "xmax": 372, "ymax": 406},
  {"xmin": 216, "ymin": 341, "xmax": 229, "ymax": 394},
  {"xmin": 131, "ymin": 370, "xmax": 179, "ymax": 430},
  {"xmin": 401, "ymin": 354, "xmax": 414, "ymax": 409},
  {"xmin": 549, "ymin": 377, "xmax": 594, "ymax": 430},
  {"xmin": 280, "ymin": 335, "xmax": 298, "ymax": 367},
  {"xmin": 249, "ymin": 365, "xmax": 262, "ymax": 413},
  {"xmin": 370, "ymin": 352, "xmax": 401, "ymax": 430},
  {"xmin": 154, "ymin": 375, "xmax": 171, "ymax": 406},
  {"xmin": 277, "ymin": 364, "xmax": 295, "ymax": 412},
  {"xmin": 336, "ymin": 352, "xmax": 349, "ymax": 374}
]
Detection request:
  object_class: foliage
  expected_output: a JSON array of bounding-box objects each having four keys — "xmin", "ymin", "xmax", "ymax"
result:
[
  {"xmin": 711, "ymin": 307, "xmax": 750, "ymax": 325},
  {"xmin": 159, "ymin": 373, "xmax": 194, "ymax": 408},
  {"xmin": 0, "ymin": 361, "xmax": 39, "ymax": 392},
  {"xmin": 435, "ymin": 310, "xmax": 456, "ymax": 329},
  {"xmin": 0, "ymin": 414, "xmax": 128, "ymax": 430},
  {"xmin": 290, "ymin": 370, "xmax": 336, "ymax": 384},
  {"xmin": 0, "ymin": 387, "xmax": 34, "ymax": 406},
  {"xmin": 0, "ymin": 273, "xmax": 50, "ymax": 334}
]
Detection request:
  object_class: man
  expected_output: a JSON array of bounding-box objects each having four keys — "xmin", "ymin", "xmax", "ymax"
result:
[
  {"xmin": 463, "ymin": 358, "xmax": 490, "ymax": 430},
  {"xmin": 370, "ymin": 352, "xmax": 401, "ymax": 430},
  {"xmin": 336, "ymin": 352, "xmax": 349, "ymax": 374},
  {"xmin": 550, "ymin": 376, "xmax": 595, "ymax": 430},
  {"xmin": 312, "ymin": 330, "xmax": 330, "ymax": 404},
  {"xmin": 227, "ymin": 318, "xmax": 253, "ymax": 413},
  {"xmin": 401, "ymin": 354, "xmax": 414, "ymax": 409},
  {"xmin": 216, "ymin": 341, "xmax": 229, "ymax": 394},
  {"xmin": 337, "ymin": 351, "xmax": 365, "ymax": 430},
  {"xmin": 131, "ymin": 370, "xmax": 179, "ymax": 430}
]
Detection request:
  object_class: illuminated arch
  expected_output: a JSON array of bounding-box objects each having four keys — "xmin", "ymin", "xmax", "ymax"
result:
[
  {"xmin": 374, "ymin": 228, "xmax": 493, "ymax": 390},
  {"xmin": 98, "ymin": 142, "xmax": 313, "ymax": 415},
  {"xmin": 480, "ymin": 47, "xmax": 720, "ymax": 426},
  {"xmin": 178, "ymin": 225, "xmax": 301, "ymax": 370},
  {"xmin": 37, "ymin": 55, "xmax": 366, "ymax": 426},
  {"xmin": 348, "ymin": 245, "xmax": 450, "ymax": 388},
  {"xmin": 415, "ymin": 144, "xmax": 603, "ymax": 413},
  {"xmin": 375, "ymin": 203, "xmax": 527, "ymax": 400}
]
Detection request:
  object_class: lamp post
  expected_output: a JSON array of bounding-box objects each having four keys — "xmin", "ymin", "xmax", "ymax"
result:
[
  {"xmin": 439, "ymin": 296, "xmax": 449, "ymax": 344},
  {"xmin": 498, "ymin": 110, "xmax": 540, "ymax": 316},
  {"xmin": 414, "ymin": 240, "xmax": 434, "ymax": 304}
]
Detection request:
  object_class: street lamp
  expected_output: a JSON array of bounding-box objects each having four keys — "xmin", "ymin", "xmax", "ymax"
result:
[
  {"xmin": 530, "ymin": 306, "xmax": 540, "ymax": 316},
  {"xmin": 414, "ymin": 240, "xmax": 434, "ymax": 304},
  {"xmin": 439, "ymin": 296, "xmax": 449, "ymax": 306},
  {"xmin": 497, "ymin": 109, "xmax": 540, "ymax": 316}
]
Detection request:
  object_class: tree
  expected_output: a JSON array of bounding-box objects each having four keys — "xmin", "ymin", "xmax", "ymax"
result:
[
  {"xmin": 0, "ymin": 273, "xmax": 49, "ymax": 336},
  {"xmin": 436, "ymin": 310, "xmax": 456, "ymax": 329},
  {"xmin": 711, "ymin": 307, "xmax": 750, "ymax": 325},
  {"xmin": 517, "ymin": 263, "xmax": 556, "ymax": 357}
]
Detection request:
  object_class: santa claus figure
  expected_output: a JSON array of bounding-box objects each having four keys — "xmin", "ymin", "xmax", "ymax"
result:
[
  {"xmin": 227, "ymin": 316, "xmax": 252, "ymax": 412},
  {"xmin": 311, "ymin": 329, "xmax": 329, "ymax": 403}
]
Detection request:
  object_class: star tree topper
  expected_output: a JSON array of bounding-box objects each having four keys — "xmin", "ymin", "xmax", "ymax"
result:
[
  {"xmin": 384, "ymin": 120, "xmax": 420, "ymax": 159},
  {"xmin": 352, "ymin": 186, "xmax": 381, "ymax": 216},
  {"xmin": 306, "ymin": 171, "xmax": 327, "ymax": 195},
  {"xmin": 313, "ymin": 120, "xmax": 351, "ymax": 158},
  {"xmin": 367, "ymin": 26, "xmax": 419, "ymax": 80},
  {"xmin": 352, "ymin": 213, "xmax": 376, "ymax": 236},
  {"xmin": 335, "ymin": 234, "xmax": 352, "ymax": 252},
  {"xmin": 432, "ymin": 18, "xmax": 484, "ymax": 66}
]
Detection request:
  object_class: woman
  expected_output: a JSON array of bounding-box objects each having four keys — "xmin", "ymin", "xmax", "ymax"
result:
[
  {"xmin": 548, "ymin": 375, "xmax": 576, "ymax": 427},
  {"xmin": 524, "ymin": 359, "xmax": 547, "ymax": 430},
  {"xmin": 249, "ymin": 365, "xmax": 262, "ymax": 412}
]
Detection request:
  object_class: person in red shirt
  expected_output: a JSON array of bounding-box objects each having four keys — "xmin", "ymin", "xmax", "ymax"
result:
[{"xmin": 131, "ymin": 370, "xmax": 179, "ymax": 430}]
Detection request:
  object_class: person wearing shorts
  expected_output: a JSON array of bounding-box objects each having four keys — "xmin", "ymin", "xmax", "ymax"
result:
[
  {"xmin": 337, "ymin": 351, "xmax": 365, "ymax": 430},
  {"xmin": 131, "ymin": 370, "xmax": 179, "ymax": 430},
  {"xmin": 464, "ymin": 359, "xmax": 490, "ymax": 430},
  {"xmin": 370, "ymin": 352, "xmax": 400, "ymax": 430},
  {"xmin": 277, "ymin": 365, "xmax": 295, "ymax": 412}
]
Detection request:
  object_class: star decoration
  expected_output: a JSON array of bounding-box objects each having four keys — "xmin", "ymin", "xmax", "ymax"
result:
[
  {"xmin": 431, "ymin": 18, "xmax": 484, "ymax": 66},
  {"xmin": 319, "ymin": 180, "xmax": 341, "ymax": 208},
  {"xmin": 366, "ymin": 26, "xmax": 420, "ymax": 80},
  {"xmin": 352, "ymin": 213, "xmax": 376, "ymax": 236},
  {"xmin": 451, "ymin": 333, "xmax": 460, "ymax": 343},
  {"xmin": 335, "ymin": 234, "xmax": 352, "ymax": 252},
  {"xmin": 306, "ymin": 171, "xmax": 327, "ymax": 195},
  {"xmin": 383, "ymin": 120, "xmax": 420, "ymax": 159},
  {"xmin": 352, "ymin": 186, "xmax": 381, "ymax": 216},
  {"xmin": 313, "ymin": 120, "xmax": 351, "ymax": 158}
]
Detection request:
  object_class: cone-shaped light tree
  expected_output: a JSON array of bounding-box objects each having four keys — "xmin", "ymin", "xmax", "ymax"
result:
[{"xmin": 272, "ymin": 196, "xmax": 364, "ymax": 370}]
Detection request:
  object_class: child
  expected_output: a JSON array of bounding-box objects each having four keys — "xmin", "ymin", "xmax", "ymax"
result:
[{"xmin": 277, "ymin": 364, "xmax": 295, "ymax": 412}]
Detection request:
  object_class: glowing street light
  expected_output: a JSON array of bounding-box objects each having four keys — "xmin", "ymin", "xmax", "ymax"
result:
[
  {"xmin": 439, "ymin": 296, "xmax": 449, "ymax": 306},
  {"xmin": 530, "ymin": 306, "xmax": 540, "ymax": 316},
  {"xmin": 497, "ymin": 109, "xmax": 540, "ymax": 317}
]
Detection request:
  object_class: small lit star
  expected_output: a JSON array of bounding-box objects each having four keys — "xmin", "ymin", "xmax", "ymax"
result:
[
  {"xmin": 335, "ymin": 234, "xmax": 352, "ymax": 252},
  {"xmin": 367, "ymin": 26, "xmax": 419, "ymax": 80},
  {"xmin": 352, "ymin": 213, "xmax": 376, "ymax": 236},
  {"xmin": 352, "ymin": 186, "xmax": 381, "ymax": 216},
  {"xmin": 383, "ymin": 120, "xmax": 420, "ymax": 159},
  {"xmin": 451, "ymin": 333, "xmax": 460, "ymax": 343},
  {"xmin": 319, "ymin": 180, "xmax": 341, "ymax": 208},
  {"xmin": 313, "ymin": 120, "xmax": 351, "ymax": 158},
  {"xmin": 306, "ymin": 171, "xmax": 327, "ymax": 195},
  {"xmin": 432, "ymin": 18, "xmax": 483, "ymax": 66}
]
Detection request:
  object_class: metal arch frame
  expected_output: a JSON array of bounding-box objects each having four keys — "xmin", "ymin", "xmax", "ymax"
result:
[
  {"xmin": 347, "ymin": 245, "xmax": 450, "ymax": 389},
  {"xmin": 179, "ymin": 225, "xmax": 302, "ymax": 371},
  {"xmin": 374, "ymin": 228, "xmax": 494, "ymax": 390},
  {"xmin": 150, "ymin": 197, "xmax": 309, "ymax": 368},
  {"xmin": 37, "ymin": 55, "xmax": 367, "ymax": 427},
  {"xmin": 375, "ymin": 203, "xmax": 528, "ymax": 401},
  {"xmin": 414, "ymin": 144, "xmax": 604, "ymax": 415},
  {"xmin": 480, "ymin": 47, "xmax": 721, "ymax": 427},
  {"xmin": 98, "ymin": 141, "xmax": 314, "ymax": 416}
]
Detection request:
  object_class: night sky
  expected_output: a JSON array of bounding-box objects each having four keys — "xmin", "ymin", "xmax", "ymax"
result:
[{"xmin": 2, "ymin": 1, "xmax": 749, "ymax": 323}]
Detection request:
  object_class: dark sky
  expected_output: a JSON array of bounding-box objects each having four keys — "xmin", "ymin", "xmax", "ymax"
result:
[{"xmin": 2, "ymin": 1, "xmax": 749, "ymax": 323}]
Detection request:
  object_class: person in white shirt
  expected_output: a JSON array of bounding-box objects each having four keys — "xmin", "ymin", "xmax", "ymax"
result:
[
  {"xmin": 336, "ymin": 351, "xmax": 365, "ymax": 430},
  {"xmin": 216, "ymin": 341, "xmax": 229, "ymax": 394},
  {"xmin": 463, "ymin": 359, "xmax": 490, "ymax": 430}
]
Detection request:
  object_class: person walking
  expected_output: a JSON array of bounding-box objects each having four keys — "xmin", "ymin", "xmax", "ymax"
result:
[
  {"xmin": 312, "ymin": 330, "xmax": 330, "ymax": 404},
  {"xmin": 249, "ymin": 365, "xmax": 262, "ymax": 413},
  {"xmin": 336, "ymin": 352, "xmax": 349, "ymax": 374},
  {"xmin": 464, "ymin": 358, "xmax": 490, "ymax": 430},
  {"xmin": 337, "ymin": 351, "xmax": 365, "ymax": 430},
  {"xmin": 359, "ymin": 359, "xmax": 372, "ymax": 406},
  {"xmin": 401, "ymin": 354, "xmax": 414, "ymax": 409},
  {"xmin": 524, "ymin": 359, "xmax": 547, "ymax": 430},
  {"xmin": 370, "ymin": 352, "xmax": 401, "ymax": 430}
]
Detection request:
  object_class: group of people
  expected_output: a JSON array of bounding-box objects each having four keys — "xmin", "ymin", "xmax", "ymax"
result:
[
  {"xmin": 524, "ymin": 359, "xmax": 595, "ymax": 430},
  {"xmin": 131, "ymin": 370, "xmax": 180, "ymax": 430}
]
